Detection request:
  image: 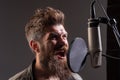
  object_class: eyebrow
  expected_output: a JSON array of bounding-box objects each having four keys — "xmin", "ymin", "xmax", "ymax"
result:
[{"xmin": 50, "ymin": 31, "xmax": 68, "ymax": 36}]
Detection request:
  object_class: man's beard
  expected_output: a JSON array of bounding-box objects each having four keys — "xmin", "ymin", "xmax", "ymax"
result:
[
  {"xmin": 39, "ymin": 41, "xmax": 75, "ymax": 80},
  {"xmin": 40, "ymin": 51, "xmax": 74, "ymax": 80},
  {"xmin": 48, "ymin": 56, "xmax": 73, "ymax": 80}
]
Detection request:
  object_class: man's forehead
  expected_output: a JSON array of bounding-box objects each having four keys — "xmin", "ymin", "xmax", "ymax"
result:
[{"xmin": 46, "ymin": 24, "xmax": 67, "ymax": 34}]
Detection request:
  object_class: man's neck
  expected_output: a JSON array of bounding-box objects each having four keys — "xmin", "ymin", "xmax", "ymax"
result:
[{"xmin": 34, "ymin": 62, "xmax": 50, "ymax": 80}]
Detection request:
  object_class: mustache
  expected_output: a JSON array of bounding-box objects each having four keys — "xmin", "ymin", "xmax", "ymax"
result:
[{"xmin": 54, "ymin": 45, "xmax": 68, "ymax": 51}]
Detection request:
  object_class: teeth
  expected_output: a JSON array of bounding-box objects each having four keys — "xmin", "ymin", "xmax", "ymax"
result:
[{"xmin": 55, "ymin": 51, "xmax": 65, "ymax": 57}]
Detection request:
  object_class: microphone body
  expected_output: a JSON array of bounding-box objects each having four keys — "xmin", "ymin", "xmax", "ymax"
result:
[{"xmin": 88, "ymin": 19, "xmax": 102, "ymax": 68}]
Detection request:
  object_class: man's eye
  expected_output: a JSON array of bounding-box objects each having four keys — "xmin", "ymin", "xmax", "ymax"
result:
[
  {"xmin": 49, "ymin": 35, "xmax": 58, "ymax": 40},
  {"xmin": 63, "ymin": 34, "xmax": 68, "ymax": 39}
]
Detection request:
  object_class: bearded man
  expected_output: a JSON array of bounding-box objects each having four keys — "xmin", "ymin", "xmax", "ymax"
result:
[{"xmin": 9, "ymin": 7, "xmax": 82, "ymax": 80}]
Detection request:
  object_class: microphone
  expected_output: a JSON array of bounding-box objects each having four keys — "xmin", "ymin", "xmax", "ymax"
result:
[{"xmin": 88, "ymin": 0, "xmax": 102, "ymax": 68}]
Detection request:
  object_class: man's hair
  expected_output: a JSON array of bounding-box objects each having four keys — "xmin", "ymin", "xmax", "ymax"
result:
[{"xmin": 25, "ymin": 7, "xmax": 65, "ymax": 42}]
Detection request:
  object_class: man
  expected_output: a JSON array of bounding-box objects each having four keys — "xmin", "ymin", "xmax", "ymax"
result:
[{"xmin": 9, "ymin": 7, "xmax": 82, "ymax": 80}]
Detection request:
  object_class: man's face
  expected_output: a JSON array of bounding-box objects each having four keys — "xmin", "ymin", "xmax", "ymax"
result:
[
  {"xmin": 39, "ymin": 24, "xmax": 69, "ymax": 65},
  {"xmin": 35, "ymin": 24, "xmax": 72, "ymax": 79}
]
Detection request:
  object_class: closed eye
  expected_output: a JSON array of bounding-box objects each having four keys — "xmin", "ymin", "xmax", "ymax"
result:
[
  {"xmin": 62, "ymin": 33, "xmax": 68, "ymax": 39},
  {"xmin": 49, "ymin": 32, "xmax": 59, "ymax": 40}
]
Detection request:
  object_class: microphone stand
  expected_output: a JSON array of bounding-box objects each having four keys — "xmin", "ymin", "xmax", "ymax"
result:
[{"xmin": 88, "ymin": 0, "xmax": 120, "ymax": 68}]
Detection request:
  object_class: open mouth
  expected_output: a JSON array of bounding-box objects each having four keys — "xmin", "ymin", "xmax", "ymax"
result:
[{"xmin": 55, "ymin": 50, "xmax": 66, "ymax": 59}]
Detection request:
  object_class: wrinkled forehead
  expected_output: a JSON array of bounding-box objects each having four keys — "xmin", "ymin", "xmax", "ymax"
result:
[{"xmin": 46, "ymin": 24, "xmax": 68, "ymax": 35}]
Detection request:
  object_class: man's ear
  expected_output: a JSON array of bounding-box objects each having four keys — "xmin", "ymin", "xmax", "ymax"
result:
[{"xmin": 29, "ymin": 40, "xmax": 40, "ymax": 53}]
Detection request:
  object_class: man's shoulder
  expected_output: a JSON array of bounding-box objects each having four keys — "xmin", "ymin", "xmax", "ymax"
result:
[
  {"xmin": 9, "ymin": 69, "xmax": 26, "ymax": 80},
  {"xmin": 9, "ymin": 65, "xmax": 33, "ymax": 80}
]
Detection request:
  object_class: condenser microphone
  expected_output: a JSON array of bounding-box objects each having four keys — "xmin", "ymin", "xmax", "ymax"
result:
[{"xmin": 88, "ymin": 0, "xmax": 102, "ymax": 68}]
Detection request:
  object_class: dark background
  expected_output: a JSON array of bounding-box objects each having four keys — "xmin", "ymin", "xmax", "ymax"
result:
[{"xmin": 0, "ymin": 0, "xmax": 107, "ymax": 80}]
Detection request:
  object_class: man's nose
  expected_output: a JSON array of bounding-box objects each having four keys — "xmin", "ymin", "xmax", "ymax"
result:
[
  {"xmin": 58, "ymin": 37, "xmax": 66, "ymax": 46},
  {"xmin": 55, "ymin": 37, "xmax": 67, "ymax": 50}
]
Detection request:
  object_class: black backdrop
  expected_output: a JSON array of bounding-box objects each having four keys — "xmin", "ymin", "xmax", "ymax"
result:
[
  {"xmin": 0, "ymin": 0, "xmax": 107, "ymax": 80},
  {"xmin": 107, "ymin": 0, "xmax": 120, "ymax": 80}
]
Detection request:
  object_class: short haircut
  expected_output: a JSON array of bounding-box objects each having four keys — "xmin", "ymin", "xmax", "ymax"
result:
[{"xmin": 25, "ymin": 7, "xmax": 65, "ymax": 42}]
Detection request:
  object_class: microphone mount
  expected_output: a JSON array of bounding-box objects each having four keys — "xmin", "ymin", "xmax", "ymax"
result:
[
  {"xmin": 89, "ymin": 0, "xmax": 109, "ymax": 27},
  {"xmin": 89, "ymin": 0, "xmax": 117, "ymax": 26}
]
